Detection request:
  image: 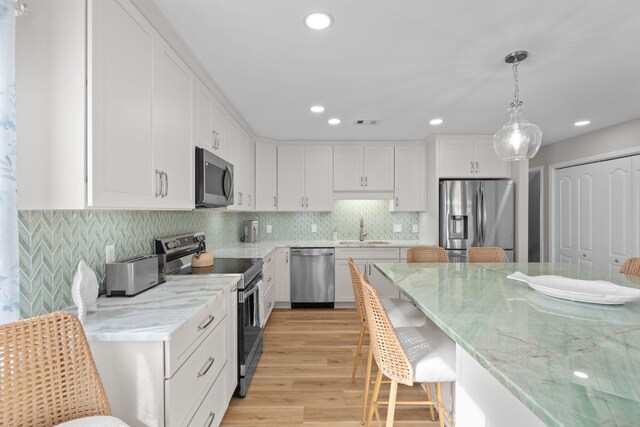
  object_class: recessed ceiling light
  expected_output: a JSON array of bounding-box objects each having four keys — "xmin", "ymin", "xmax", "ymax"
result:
[
  {"xmin": 430, "ymin": 118, "xmax": 444, "ymax": 125},
  {"xmin": 574, "ymin": 120, "xmax": 591, "ymax": 127},
  {"xmin": 573, "ymin": 371, "xmax": 589, "ymax": 379},
  {"xmin": 310, "ymin": 105, "xmax": 325, "ymax": 113},
  {"xmin": 328, "ymin": 118, "xmax": 341, "ymax": 125},
  {"xmin": 304, "ymin": 12, "xmax": 333, "ymax": 30}
]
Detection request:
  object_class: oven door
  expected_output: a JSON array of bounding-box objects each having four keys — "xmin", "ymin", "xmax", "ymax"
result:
[
  {"xmin": 195, "ymin": 147, "xmax": 234, "ymax": 207},
  {"xmin": 237, "ymin": 274, "xmax": 264, "ymax": 397}
]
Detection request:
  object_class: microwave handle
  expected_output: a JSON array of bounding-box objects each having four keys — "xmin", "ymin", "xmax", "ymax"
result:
[{"xmin": 223, "ymin": 166, "xmax": 234, "ymax": 201}]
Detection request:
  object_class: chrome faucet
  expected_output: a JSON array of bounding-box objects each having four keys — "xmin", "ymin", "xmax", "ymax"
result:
[{"xmin": 359, "ymin": 217, "xmax": 368, "ymax": 241}]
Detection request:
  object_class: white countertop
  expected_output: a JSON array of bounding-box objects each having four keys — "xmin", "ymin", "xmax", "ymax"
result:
[
  {"xmin": 211, "ymin": 240, "xmax": 431, "ymax": 259},
  {"xmin": 76, "ymin": 274, "xmax": 241, "ymax": 342}
]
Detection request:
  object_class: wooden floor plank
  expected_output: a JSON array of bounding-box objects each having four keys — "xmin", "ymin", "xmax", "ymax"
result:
[{"xmin": 220, "ymin": 308, "xmax": 439, "ymax": 426}]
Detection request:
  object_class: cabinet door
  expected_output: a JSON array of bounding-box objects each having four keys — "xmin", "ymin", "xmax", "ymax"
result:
[
  {"xmin": 474, "ymin": 137, "xmax": 510, "ymax": 178},
  {"xmin": 634, "ymin": 156, "xmax": 640, "ymax": 256},
  {"xmin": 305, "ymin": 146, "xmax": 334, "ymax": 211},
  {"xmin": 226, "ymin": 117, "xmax": 244, "ymax": 210},
  {"xmin": 212, "ymin": 98, "xmax": 228, "ymax": 160},
  {"xmin": 334, "ymin": 146, "xmax": 364, "ymax": 191},
  {"xmin": 601, "ymin": 157, "xmax": 633, "ymax": 273},
  {"xmin": 89, "ymin": 0, "xmax": 157, "ymax": 208},
  {"xmin": 255, "ymin": 142, "xmax": 278, "ymax": 211},
  {"xmin": 334, "ymin": 259, "xmax": 367, "ymax": 303},
  {"xmin": 226, "ymin": 285, "xmax": 238, "ymax": 400},
  {"xmin": 364, "ymin": 145, "xmax": 394, "ymax": 191},
  {"xmin": 153, "ymin": 40, "xmax": 194, "ymax": 209},
  {"xmin": 439, "ymin": 138, "xmax": 475, "ymax": 178},
  {"xmin": 277, "ymin": 146, "xmax": 306, "ymax": 211},
  {"xmin": 394, "ymin": 145, "xmax": 426, "ymax": 211},
  {"xmin": 195, "ymin": 78, "xmax": 215, "ymax": 151},
  {"xmin": 275, "ymin": 249, "xmax": 291, "ymax": 303},
  {"xmin": 367, "ymin": 260, "xmax": 400, "ymax": 299},
  {"xmin": 244, "ymin": 133, "xmax": 255, "ymax": 211}
]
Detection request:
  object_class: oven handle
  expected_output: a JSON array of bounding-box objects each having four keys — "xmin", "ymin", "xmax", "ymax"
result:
[{"xmin": 239, "ymin": 279, "xmax": 262, "ymax": 303}]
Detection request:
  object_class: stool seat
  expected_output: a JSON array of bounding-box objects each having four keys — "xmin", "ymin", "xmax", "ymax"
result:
[
  {"xmin": 396, "ymin": 327, "xmax": 456, "ymax": 383},
  {"xmin": 381, "ymin": 298, "xmax": 426, "ymax": 328}
]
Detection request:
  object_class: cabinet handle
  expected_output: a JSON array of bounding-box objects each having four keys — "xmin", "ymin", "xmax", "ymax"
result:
[
  {"xmin": 286, "ymin": 252, "xmax": 289, "ymax": 263},
  {"xmin": 582, "ymin": 254, "xmax": 587, "ymax": 258},
  {"xmin": 615, "ymin": 259, "xmax": 620, "ymax": 263},
  {"xmin": 470, "ymin": 161, "xmax": 474, "ymax": 174},
  {"xmin": 197, "ymin": 314, "xmax": 215, "ymax": 331},
  {"xmin": 305, "ymin": 196, "xmax": 309, "ymax": 208},
  {"xmin": 155, "ymin": 170, "xmax": 162, "ymax": 197},
  {"xmin": 239, "ymin": 192, "xmax": 243, "ymax": 205},
  {"xmin": 361, "ymin": 176, "xmax": 364, "ymax": 187},
  {"xmin": 267, "ymin": 257, "xmax": 272, "ymax": 263},
  {"xmin": 365, "ymin": 176, "xmax": 368, "ymax": 187},
  {"xmin": 267, "ymin": 276, "xmax": 272, "ymax": 283},
  {"xmin": 197, "ymin": 356, "xmax": 215, "ymax": 378},
  {"xmin": 248, "ymin": 194, "xmax": 252, "ymax": 206},
  {"xmin": 163, "ymin": 172, "xmax": 169, "ymax": 197},
  {"xmin": 302, "ymin": 196, "xmax": 304, "ymax": 208},
  {"xmin": 395, "ymin": 197, "xmax": 399, "ymax": 208},
  {"xmin": 273, "ymin": 196, "xmax": 277, "ymax": 208},
  {"xmin": 267, "ymin": 302, "xmax": 272, "ymax": 309},
  {"xmin": 204, "ymin": 411, "xmax": 216, "ymax": 427},
  {"xmin": 475, "ymin": 161, "xmax": 479, "ymax": 173}
]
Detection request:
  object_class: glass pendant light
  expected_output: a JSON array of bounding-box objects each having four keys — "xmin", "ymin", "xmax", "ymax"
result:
[{"xmin": 493, "ymin": 51, "xmax": 542, "ymax": 161}]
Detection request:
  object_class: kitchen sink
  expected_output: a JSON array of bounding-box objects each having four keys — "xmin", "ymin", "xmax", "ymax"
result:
[{"xmin": 339, "ymin": 240, "xmax": 390, "ymax": 245}]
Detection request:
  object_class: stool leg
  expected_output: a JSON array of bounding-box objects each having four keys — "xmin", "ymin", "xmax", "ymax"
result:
[
  {"xmin": 352, "ymin": 322, "xmax": 366, "ymax": 382},
  {"xmin": 361, "ymin": 344, "xmax": 374, "ymax": 424},
  {"xmin": 425, "ymin": 383, "xmax": 436, "ymax": 421},
  {"xmin": 436, "ymin": 382, "xmax": 445, "ymax": 427},
  {"xmin": 366, "ymin": 370, "xmax": 383, "ymax": 427},
  {"xmin": 385, "ymin": 380, "xmax": 398, "ymax": 427}
]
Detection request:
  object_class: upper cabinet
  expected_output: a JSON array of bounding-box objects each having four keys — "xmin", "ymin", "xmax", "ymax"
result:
[
  {"xmin": 195, "ymin": 77, "xmax": 229, "ymax": 160},
  {"xmin": 334, "ymin": 145, "xmax": 394, "ymax": 194},
  {"xmin": 277, "ymin": 145, "xmax": 333, "ymax": 211},
  {"xmin": 226, "ymin": 119, "xmax": 255, "ymax": 211},
  {"xmin": 438, "ymin": 136, "xmax": 510, "ymax": 178},
  {"xmin": 393, "ymin": 144, "xmax": 426, "ymax": 212},
  {"xmin": 255, "ymin": 142, "xmax": 278, "ymax": 211}
]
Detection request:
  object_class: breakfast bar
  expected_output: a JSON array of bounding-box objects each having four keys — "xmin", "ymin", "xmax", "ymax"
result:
[{"xmin": 375, "ymin": 262, "xmax": 640, "ymax": 427}]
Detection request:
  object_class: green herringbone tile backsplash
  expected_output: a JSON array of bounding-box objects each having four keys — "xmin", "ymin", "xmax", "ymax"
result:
[{"xmin": 18, "ymin": 210, "xmax": 244, "ymax": 317}]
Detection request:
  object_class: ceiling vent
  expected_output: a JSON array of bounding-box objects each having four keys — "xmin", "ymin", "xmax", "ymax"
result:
[{"xmin": 353, "ymin": 119, "xmax": 381, "ymax": 126}]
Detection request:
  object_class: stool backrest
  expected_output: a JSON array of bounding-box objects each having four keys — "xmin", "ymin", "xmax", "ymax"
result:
[
  {"xmin": 360, "ymin": 273, "xmax": 414, "ymax": 386},
  {"xmin": 0, "ymin": 312, "xmax": 111, "ymax": 426},
  {"xmin": 348, "ymin": 259, "xmax": 368, "ymax": 324},
  {"xmin": 620, "ymin": 257, "xmax": 640, "ymax": 276},
  {"xmin": 468, "ymin": 246, "xmax": 508, "ymax": 263},
  {"xmin": 406, "ymin": 246, "xmax": 449, "ymax": 263}
]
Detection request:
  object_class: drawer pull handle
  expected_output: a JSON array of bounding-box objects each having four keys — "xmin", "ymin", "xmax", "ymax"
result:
[
  {"xmin": 267, "ymin": 302, "xmax": 272, "ymax": 309},
  {"xmin": 204, "ymin": 411, "xmax": 216, "ymax": 427},
  {"xmin": 266, "ymin": 277, "xmax": 272, "ymax": 283},
  {"xmin": 197, "ymin": 315, "xmax": 215, "ymax": 331},
  {"xmin": 197, "ymin": 356, "xmax": 215, "ymax": 378}
]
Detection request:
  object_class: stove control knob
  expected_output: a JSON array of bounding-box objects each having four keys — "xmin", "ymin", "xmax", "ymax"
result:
[
  {"xmin": 166, "ymin": 241, "xmax": 175, "ymax": 249},
  {"xmin": 175, "ymin": 240, "xmax": 181, "ymax": 247}
]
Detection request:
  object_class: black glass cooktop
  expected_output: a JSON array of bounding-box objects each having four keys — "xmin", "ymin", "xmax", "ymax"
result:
[{"xmin": 172, "ymin": 257, "xmax": 261, "ymax": 275}]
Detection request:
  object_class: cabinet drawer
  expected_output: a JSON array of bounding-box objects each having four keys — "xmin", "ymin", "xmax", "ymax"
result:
[
  {"xmin": 262, "ymin": 250, "xmax": 276, "ymax": 271},
  {"xmin": 335, "ymin": 248, "xmax": 400, "ymax": 260},
  {"xmin": 187, "ymin": 368, "xmax": 227, "ymax": 427},
  {"xmin": 264, "ymin": 281, "xmax": 275, "ymax": 322},
  {"xmin": 166, "ymin": 293, "xmax": 227, "ymax": 377},
  {"xmin": 166, "ymin": 317, "xmax": 227, "ymax": 427},
  {"xmin": 263, "ymin": 263, "xmax": 275, "ymax": 289}
]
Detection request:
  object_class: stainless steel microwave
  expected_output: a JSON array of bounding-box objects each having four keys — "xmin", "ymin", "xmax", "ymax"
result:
[{"xmin": 195, "ymin": 147, "xmax": 234, "ymax": 208}]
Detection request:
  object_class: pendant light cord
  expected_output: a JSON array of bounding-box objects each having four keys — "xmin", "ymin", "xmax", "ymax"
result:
[{"xmin": 512, "ymin": 58, "xmax": 520, "ymax": 107}]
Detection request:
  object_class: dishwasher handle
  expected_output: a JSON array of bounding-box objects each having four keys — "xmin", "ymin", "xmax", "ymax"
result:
[{"xmin": 290, "ymin": 252, "xmax": 334, "ymax": 257}]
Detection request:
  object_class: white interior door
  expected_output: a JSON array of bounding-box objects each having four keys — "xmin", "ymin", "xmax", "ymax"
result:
[
  {"xmin": 601, "ymin": 157, "xmax": 633, "ymax": 273},
  {"xmin": 574, "ymin": 163, "xmax": 599, "ymax": 270},
  {"xmin": 555, "ymin": 168, "xmax": 576, "ymax": 264},
  {"xmin": 277, "ymin": 146, "xmax": 305, "ymax": 211},
  {"xmin": 334, "ymin": 146, "xmax": 364, "ymax": 191},
  {"xmin": 305, "ymin": 146, "xmax": 334, "ymax": 211},
  {"xmin": 364, "ymin": 145, "xmax": 394, "ymax": 191}
]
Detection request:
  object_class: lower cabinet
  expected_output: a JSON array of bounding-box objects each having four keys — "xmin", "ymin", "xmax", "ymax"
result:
[
  {"xmin": 262, "ymin": 252, "xmax": 276, "ymax": 322},
  {"xmin": 334, "ymin": 248, "xmax": 402, "ymax": 302},
  {"xmin": 89, "ymin": 284, "xmax": 238, "ymax": 427},
  {"xmin": 275, "ymin": 248, "xmax": 291, "ymax": 305}
]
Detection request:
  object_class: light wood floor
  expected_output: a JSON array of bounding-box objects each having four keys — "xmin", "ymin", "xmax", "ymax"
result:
[{"xmin": 221, "ymin": 308, "xmax": 439, "ymax": 426}]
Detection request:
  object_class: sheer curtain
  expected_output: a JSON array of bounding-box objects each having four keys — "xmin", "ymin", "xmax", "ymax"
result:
[{"xmin": 0, "ymin": 0, "xmax": 19, "ymax": 323}]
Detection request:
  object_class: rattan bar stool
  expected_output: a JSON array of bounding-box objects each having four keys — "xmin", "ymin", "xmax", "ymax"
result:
[
  {"xmin": 347, "ymin": 259, "xmax": 435, "ymax": 423},
  {"xmin": 468, "ymin": 246, "xmax": 508, "ymax": 263},
  {"xmin": 620, "ymin": 257, "xmax": 640, "ymax": 276},
  {"xmin": 0, "ymin": 312, "xmax": 129, "ymax": 427},
  {"xmin": 406, "ymin": 246, "xmax": 450, "ymax": 263},
  {"xmin": 360, "ymin": 273, "xmax": 455, "ymax": 427}
]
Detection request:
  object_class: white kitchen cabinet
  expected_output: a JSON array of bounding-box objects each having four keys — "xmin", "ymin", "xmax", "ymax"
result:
[
  {"xmin": 226, "ymin": 118, "xmax": 254, "ymax": 211},
  {"xmin": 439, "ymin": 136, "xmax": 510, "ymax": 179},
  {"xmin": 334, "ymin": 248, "xmax": 401, "ymax": 303},
  {"xmin": 152, "ymin": 38, "xmax": 195, "ymax": 209},
  {"xmin": 275, "ymin": 248, "xmax": 291, "ymax": 306},
  {"xmin": 255, "ymin": 142, "xmax": 278, "ymax": 211},
  {"xmin": 393, "ymin": 144, "xmax": 426, "ymax": 212},
  {"xmin": 18, "ymin": 0, "xmax": 196, "ymax": 210},
  {"xmin": 334, "ymin": 145, "xmax": 394, "ymax": 192},
  {"xmin": 277, "ymin": 145, "xmax": 333, "ymax": 211},
  {"xmin": 213, "ymin": 98, "xmax": 229, "ymax": 160},
  {"xmin": 226, "ymin": 284, "xmax": 238, "ymax": 401},
  {"xmin": 554, "ymin": 156, "xmax": 635, "ymax": 272},
  {"xmin": 243, "ymin": 131, "xmax": 255, "ymax": 211},
  {"xmin": 335, "ymin": 259, "xmax": 366, "ymax": 303},
  {"xmin": 195, "ymin": 79, "xmax": 216, "ymax": 152}
]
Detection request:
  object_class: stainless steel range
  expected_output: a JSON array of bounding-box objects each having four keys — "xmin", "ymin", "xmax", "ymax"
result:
[{"xmin": 155, "ymin": 232, "xmax": 263, "ymax": 398}]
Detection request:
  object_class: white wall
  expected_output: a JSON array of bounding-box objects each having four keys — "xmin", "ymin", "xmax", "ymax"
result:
[{"xmin": 529, "ymin": 117, "xmax": 640, "ymax": 260}]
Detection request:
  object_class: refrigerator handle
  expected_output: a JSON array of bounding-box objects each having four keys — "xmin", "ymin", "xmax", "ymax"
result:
[
  {"xmin": 481, "ymin": 185, "xmax": 487, "ymax": 245},
  {"xmin": 474, "ymin": 187, "xmax": 480, "ymax": 246}
]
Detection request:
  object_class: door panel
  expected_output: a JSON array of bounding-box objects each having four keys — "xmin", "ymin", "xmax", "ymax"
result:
[
  {"xmin": 334, "ymin": 146, "xmax": 364, "ymax": 191},
  {"xmin": 474, "ymin": 137, "xmax": 510, "ymax": 178},
  {"xmin": 440, "ymin": 180, "xmax": 480, "ymax": 250},
  {"xmin": 195, "ymin": 79, "xmax": 214, "ymax": 151},
  {"xmin": 255, "ymin": 142, "xmax": 277, "ymax": 211},
  {"xmin": 602, "ymin": 157, "xmax": 633, "ymax": 272},
  {"xmin": 480, "ymin": 180, "xmax": 515, "ymax": 249},
  {"xmin": 334, "ymin": 259, "xmax": 366, "ymax": 303},
  {"xmin": 555, "ymin": 169, "xmax": 575, "ymax": 263},
  {"xmin": 575, "ymin": 165, "xmax": 597, "ymax": 266},
  {"xmin": 394, "ymin": 145, "xmax": 426, "ymax": 211},
  {"xmin": 305, "ymin": 146, "xmax": 333, "ymax": 211},
  {"xmin": 439, "ymin": 139, "xmax": 474, "ymax": 178},
  {"xmin": 364, "ymin": 146, "xmax": 394, "ymax": 191},
  {"xmin": 634, "ymin": 156, "xmax": 640, "ymax": 256},
  {"xmin": 277, "ymin": 146, "xmax": 305, "ymax": 211}
]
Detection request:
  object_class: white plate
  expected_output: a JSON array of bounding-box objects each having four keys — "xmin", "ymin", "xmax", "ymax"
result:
[{"xmin": 507, "ymin": 272, "xmax": 640, "ymax": 305}]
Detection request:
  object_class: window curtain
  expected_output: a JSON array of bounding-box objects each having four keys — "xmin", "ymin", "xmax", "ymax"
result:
[{"xmin": 0, "ymin": 0, "xmax": 19, "ymax": 323}]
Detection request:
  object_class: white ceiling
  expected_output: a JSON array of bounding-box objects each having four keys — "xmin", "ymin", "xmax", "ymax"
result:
[{"xmin": 152, "ymin": 0, "xmax": 640, "ymax": 144}]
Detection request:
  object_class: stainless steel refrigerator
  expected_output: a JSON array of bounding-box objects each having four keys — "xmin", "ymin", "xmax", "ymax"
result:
[{"xmin": 440, "ymin": 180, "xmax": 515, "ymax": 262}]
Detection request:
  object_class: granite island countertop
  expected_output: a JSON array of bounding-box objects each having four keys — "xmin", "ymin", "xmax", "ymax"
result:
[
  {"xmin": 75, "ymin": 274, "xmax": 241, "ymax": 342},
  {"xmin": 212, "ymin": 240, "xmax": 432, "ymax": 259},
  {"xmin": 374, "ymin": 262, "xmax": 640, "ymax": 427}
]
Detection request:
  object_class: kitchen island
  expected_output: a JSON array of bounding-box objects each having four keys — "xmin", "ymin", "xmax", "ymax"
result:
[{"xmin": 375, "ymin": 262, "xmax": 640, "ymax": 427}]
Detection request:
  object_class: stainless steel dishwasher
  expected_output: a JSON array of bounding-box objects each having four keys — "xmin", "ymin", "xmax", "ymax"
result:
[{"xmin": 290, "ymin": 248, "xmax": 335, "ymax": 308}]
